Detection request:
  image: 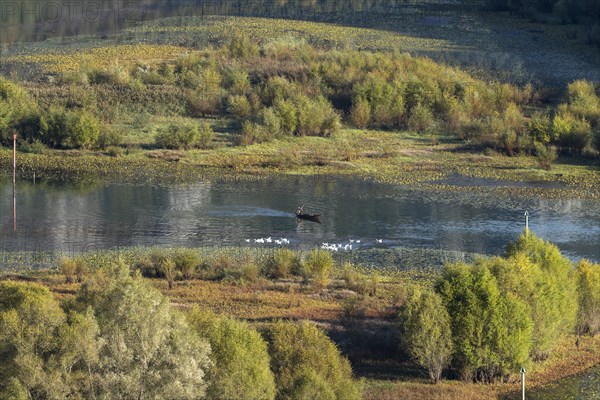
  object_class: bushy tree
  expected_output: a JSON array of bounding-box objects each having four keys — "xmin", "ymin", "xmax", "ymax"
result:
[
  {"xmin": 187, "ymin": 307, "xmax": 276, "ymax": 400},
  {"xmin": 528, "ymin": 111, "xmax": 553, "ymax": 145},
  {"xmin": 273, "ymin": 99, "xmax": 298, "ymax": 136},
  {"xmin": 266, "ymin": 321, "xmax": 362, "ymax": 400},
  {"xmin": 0, "ymin": 78, "xmax": 39, "ymax": 145},
  {"xmin": 505, "ymin": 232, "xmax": 578, "ymax": 359},
  {"xmin": 76, "ymin": 263, "xmax": 211, "ymax": 399},
  {"xmin": 436, "ymin": 263, "xmax": 532, "ymax": 382},
  {"xmin": 296, "ymin": 95, "xmax": 340, "ymax": 137},
  {"xmin": 68, "ymin": 110, "xmax": 100, "ymax": 149},
  {"xmin": 155, "ymin": 121, "xmax": 202, "ymax": 149},
  {"xmin": 0, "ymin": 281, "xmax": 69, "ymax": 399},
  {"xmin": 228, "ymin": 95, "xmax": 252, "ymax": 118},
  {"xmin": 350, "ymin": 98, "xmax": 371, "ymax": 129},
  {"xmin": 399, "ymin": 288, "xmax": 453, "ymax": 383},
  {"xmin": 552, "ymin": 112, "xmax": 592, "ymax": 154},
  {"xmin": 575, "ymin": 260, "xmax": 600, "ymax": 336},
  {"xmin": 407, "ymin": 103, "xmax": 434, "ymax": 133}
]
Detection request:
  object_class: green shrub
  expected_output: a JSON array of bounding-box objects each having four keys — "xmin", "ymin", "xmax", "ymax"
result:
[
  {"xmin": 161, "ymin": 258, "xmax": 177, "ymax": 289},
  {"xmin": 86, "ymin": 67, "xmax": 130, "ymax": 85},
  {"xmin": 399, "ymin": 288, "xmax": 453, "ymax": 383},
  {"xmin": 155, "ymin": 121, "xmax": 201, "ymax": 149},
  {"xmin": 459, "ymin": 119, "xmax": 488, "ymax": 141},
  {"xmin": 505, "ymin": 232, "xmax": 579, "ymax": 359},
  {"xmin": 106, "ymin": 146, "xmax": 123, "ymax": 157},
  {"xmin": 223, "ymin": 67, "xmax": 251, "ymax": 95},
  {"xmin": 97, "ymin": 125, "xmax": 124, "ymax": 149},
  {"xmin": 296, "ymin": 95, "xmax": 341, "ymax": 137},
  {"xmin": 261, "ymin": 108, "xmax": 282, "ymax": 138},
  {"xmin": 197, "ymin": 121, "xmax": 214, "ymax": 149},
  {"xmin": 274, "ymin": 99, "xmax": 298, "ymax": 136},
  {"xmin": 0, "ymin": 281, "xmax": 69, "ymax": 398},
  {"xmin": 173, "ymin": 249, "xmax": 201, "ymax": 280},
  {"xmin": 436, "ymin": 263, "xmax": 532, "ymax": 382},
  {"xmin": 407, "ymin": 104, "xmax": 434, "ymax": 133},
  {"xmin": 528, "ymin": 112, "xmax": 553, "ymax": 145},
  {"xmin": 76, "ymin": 263, "xmax": 211, "ymax": 398},
  {"xmin": 350, "ymin": 98, "xmax": 371, "ymax": 129},
  {"xmin": 353, "ymin": 77, "xmax": 404, "ymax": 129},
  {"xmin": 575, "ymin": 260, "xmax": 600, "ymax": 336},
  {"xmin": 265, "ymin": 248, "xmax": 297, "ymax": 279},
  {"xmin": 240, "ymin": 120, "xmax": 271, "ymax": 145},
  {"xmin": 40, "ymin": 108, "xmax": 100, "ymax": 149},
  {"xmin": 19, "ymin": 139, "xmax": 47, "ymax": 154},
  {"xmin": 535, "ymin": 143, "xmax": 558, "ymax": 170},
  {"xmin": 68, "ymin": 110, "xmax": 100, "ymax": 149},
  {"xmin": 60, "ymin": 257, "xmax": 78, "ymax": 283},
  {"xmin": 228, "ymin": 33, "xmax": 260, "ymax": 59},
  {"xmin": 228, "ymin": 95, "xmax": 252, "ymax": 118},
  {"xmin": 304, "ymin": 249, "xmax": 334, "ymax": 289},
  {"xmin": 553, "ymin": 112, "xmax": 592, "ymax": 154},
  {"xmin": 565, "ymin": 80, "xmax": 600, "ymax": 123},
  {"xmin": 188, "ymin": 308, "xmax": 276, "ymax": 400},
  {"xmin": 266, "ymin": 321, "xmax": 362, "ymax": 400}
]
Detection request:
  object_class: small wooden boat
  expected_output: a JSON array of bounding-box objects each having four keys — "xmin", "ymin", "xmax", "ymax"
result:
[{"xmin": 295, "ymin": 206, "xmax": 322, "ymax": 223}]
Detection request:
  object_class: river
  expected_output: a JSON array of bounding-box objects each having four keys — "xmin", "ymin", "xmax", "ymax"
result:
[{"xmin": 1, "ymin": 176, "xmax": 598, "ymax": 263}]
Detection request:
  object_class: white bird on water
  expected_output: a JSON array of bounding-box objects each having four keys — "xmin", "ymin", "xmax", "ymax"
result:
[{"xmin": 376, "ymin": 239, "xmax": 383, "ymax": 244}]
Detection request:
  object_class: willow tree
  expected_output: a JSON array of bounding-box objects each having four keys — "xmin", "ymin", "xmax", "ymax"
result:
[
  {"xmin": 76, "ymin": 263, "xmax": 212, "ymax": 399},
  {"xmin": 187, "ymin": 307, "xmax": 276, "ymax": 400},
  {"xmin": 436, "ymin": 263, "xmax": 532, "ymax": 382},
  {"xmin": 266, "ymin": 321, "xmax": 362, "ymax": 400},
  {"xmin": 399, "ymin": 288, "xmax": 453, "ymax": 383}
]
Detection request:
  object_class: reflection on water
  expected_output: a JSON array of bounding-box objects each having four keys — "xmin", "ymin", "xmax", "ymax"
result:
[
  {"xmin": 0, "ymin": 176, "xmax": 599, "ymax": 262},
  {"xmin": 0, "ymin": 0, "xmax": 420, "ymax": 44}
]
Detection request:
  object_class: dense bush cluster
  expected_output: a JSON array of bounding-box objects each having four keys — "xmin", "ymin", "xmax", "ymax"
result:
[
  {"xmin": 0, "ymin": 262, "xmax": 361, "ymax": 400},
  {"xmin": 399, "ymin": 231, "xmax": 600, "ymax": 383},
  {"xmin": 0, "ymin": 78, "xmax": 101, "ymax": 150},
  {"xmin": 3, "ymin": 39, "xmax": 600, "ymax": 159},
  {"xmin": 0, "ymin": 263, "xmax": 212, "ymax": 399}
]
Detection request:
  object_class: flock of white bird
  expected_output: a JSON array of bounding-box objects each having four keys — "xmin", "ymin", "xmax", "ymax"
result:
[
  {"xmin": 245, "ymin": 237, "xmax": 290, "ymax": 245},
  {"xmin": 244, "ymin": 237, "xmax": 384, "ymax": 251}
]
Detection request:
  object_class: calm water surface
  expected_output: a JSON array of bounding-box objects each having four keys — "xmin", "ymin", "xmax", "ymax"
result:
[
  {"xmin": 0, "ymin": 176, "xmax": 598, "ymax": 262},
  {"xmin": 527, "ymin": 365, "xmax": 600, "ymax": 400}
]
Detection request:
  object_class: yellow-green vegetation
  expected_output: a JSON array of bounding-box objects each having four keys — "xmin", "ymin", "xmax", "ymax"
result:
[
  {"xmin": 188, "ymin": 307, "xmax": 277, "ymax": 400},
  {"xmin": 2, "ymin": 234, "xmax": 600, "ymax": 399},
  {"xmin": 2, "ymin": 128, "xmax": 599, "ymax": 199},
  {"xmin": 1, "ymin": 35, "xmax": 598, "ymax": 195},
  {"xmin": 5, "ymin": 44, "xmax": 187, "ymax": 74},
  {"xmin": 125, "ymin": 16, "xmax": 456, "ymax": 54}
]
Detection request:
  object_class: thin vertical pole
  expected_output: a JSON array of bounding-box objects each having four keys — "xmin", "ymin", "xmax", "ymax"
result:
[
  {"xmin": 13, "ymin": 132, "xmax": 16, "ymax": 231},
  {"xmin": 521, "ymin": 367, "xmax": 526, "ymax": 400}
]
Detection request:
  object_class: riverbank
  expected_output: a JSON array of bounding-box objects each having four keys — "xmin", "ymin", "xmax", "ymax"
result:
[
  {"xmin": 2, "ymin": 252, "xmax": 599, "ymax": 400},
  {"xmin": 2, "ymin": 130, "xmax": 599, "ymax": 199}
]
